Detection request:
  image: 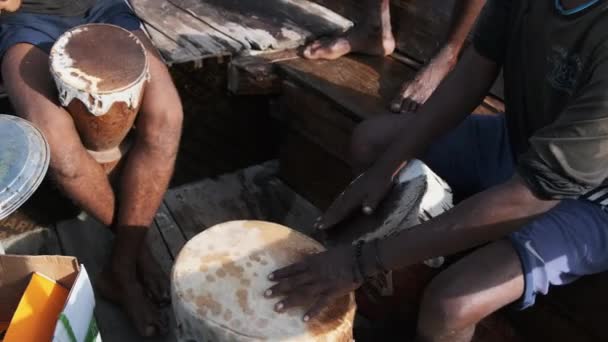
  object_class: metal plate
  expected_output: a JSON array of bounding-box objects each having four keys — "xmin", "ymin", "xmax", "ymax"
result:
[{"xmin": 0, "ymin": 114, "xmax": 50, "ymax": 220}]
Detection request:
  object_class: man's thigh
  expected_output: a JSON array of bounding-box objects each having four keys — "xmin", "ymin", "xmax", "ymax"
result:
[
  {"xmin": 129, "ymin": 30, "xmax": 182, "ymax": 140},
  {"xmin": 508, "ymin": 199, "xmax": 608, "ymax": 309},
  {"xmin": 422, "ymin": 114, "xmax": 515, "ymax": 200},
  {"xmin": 2, "ymin": 43, "xmax": 61, "ymax": 118}
]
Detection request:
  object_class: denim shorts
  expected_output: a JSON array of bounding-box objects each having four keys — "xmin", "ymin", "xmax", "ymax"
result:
[
  {"xmin": 0, "ymin": 0, "xmax": 141, "ymax": 61},
  {"xmin": 423, "ymin": 114, "xmax": 608, "ymax": 309}
]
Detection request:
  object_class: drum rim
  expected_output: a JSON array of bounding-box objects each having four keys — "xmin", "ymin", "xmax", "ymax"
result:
[
  {"xmin": 175, "ymin": 220, "xmax": 327, "ymax": 262},
  {"xmin": 49, "ymin": 23, "xmax": 149, "ymax": 95},
  {"xmin": 0, "ymin": 115, "xmax": 50, "ymax": 220}
]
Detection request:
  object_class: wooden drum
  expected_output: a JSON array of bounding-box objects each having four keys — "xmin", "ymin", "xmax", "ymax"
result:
[
  {"xmin": 49, "ymin": 24, "xmax": 149, "ymax": 174},
  {"xmin": 172, "ymin": 221, "xmax": 356, "ymax": 342}
]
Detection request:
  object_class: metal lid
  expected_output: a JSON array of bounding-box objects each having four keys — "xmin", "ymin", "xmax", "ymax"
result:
[{"xmin": 0, "ymin": 115, "xmax": 50, "ymax": 220}]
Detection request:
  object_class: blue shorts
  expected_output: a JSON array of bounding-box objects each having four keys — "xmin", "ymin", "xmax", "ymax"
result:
[
  {"xmin": 0, "ymin": 0, "xmax": 141, "ymax": 61},
  {"xmin": 423, "ymin": 114, "xmax": 608, "ymax": 310}
]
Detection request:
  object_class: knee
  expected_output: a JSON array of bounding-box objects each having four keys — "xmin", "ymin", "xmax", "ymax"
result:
[
  {"xmin": 418, "ymin": 276, "xmax": 475, "ymax": 336},
  {"xmin": 350, "ymin": 120, "xmax": 382, "ymax": 170},
  {"xmin": 137, "ymin": 103, "xmax": 183, "ymax": 152}
]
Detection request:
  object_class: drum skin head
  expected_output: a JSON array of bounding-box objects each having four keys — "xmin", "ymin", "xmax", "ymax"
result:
[
  {"xmin": 50, "ymin": 24, "xmax": 147, "ymax": 93},
  {"xmin": 171, "ymin": 220, "xmax": 356, "ymax": 341}
]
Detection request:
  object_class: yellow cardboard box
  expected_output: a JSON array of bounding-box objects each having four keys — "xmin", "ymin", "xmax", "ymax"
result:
[{"xmin": 0, "ymin": 255, "xmax": 100, "ymax": 342}]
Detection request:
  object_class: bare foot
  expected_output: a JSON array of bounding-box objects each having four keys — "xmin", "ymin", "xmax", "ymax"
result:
[
  {"xmin": 303, "ymin": 25, "xmax": 395, "ymax": 60},
  {"xmin": 390, "ymin": 48, "xmax": 458, "ymax": 113},
  {"xmin": 303, "ymin": 1, "xmax": 395, "ymax": 61},
  {"xmin": 138, "ymin": 241, "xmax": 171, "ymax": 306},
  {"xmin": 98, "ymin": 269, "xmax": 169, "ymax": 337}
]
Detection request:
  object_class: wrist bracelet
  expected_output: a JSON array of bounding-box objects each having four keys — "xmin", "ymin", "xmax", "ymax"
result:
[{"xmin": 373, "ymin": 239, "xmax": 388, "ymax": 272}]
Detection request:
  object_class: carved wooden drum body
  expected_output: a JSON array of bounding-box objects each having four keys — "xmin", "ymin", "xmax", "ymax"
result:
[
  {"xmin": 49, "ymin": 24, "xmax": 149, "ymax": 174},
  {"xmin": 172, "ymin": 221, "xmax": 356, "ymax": 342}
]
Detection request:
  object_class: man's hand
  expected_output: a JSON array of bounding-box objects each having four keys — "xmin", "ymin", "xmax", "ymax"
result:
[
  {"xmin": 265, "ymin": 245, "xmax": 363, "ymax": 321},
  {"xmin": 315, "ymin": 163, "xmax": 402, "ymax": 231}
]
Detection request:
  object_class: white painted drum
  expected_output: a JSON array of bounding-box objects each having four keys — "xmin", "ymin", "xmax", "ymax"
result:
[
  {"xmin": 172, "ymin": 221, "xmax": 356, "ymax": 342},
  {"xmin": 0, "ymin": 115, "xmax": 50, "ymax": 220},
  {"xmin": 49, "ymin": 24, "xmax": 149, "ymax": 117}
]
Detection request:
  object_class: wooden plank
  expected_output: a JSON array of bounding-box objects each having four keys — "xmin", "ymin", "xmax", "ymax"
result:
[
  {"xmin": 279, "ymin": 80, "xmax": 355, "ymax": 162},
  {"xmin": 164, "ymin": 161, "xmax": 321, "ymax": 240},
  {"xmin": 129, "ymin": 0, "xmax": 241, "ymax": 63},
  {"xmin": 228, "ymin": 50, "xmax": 299, "ymax": 95},
  {"xmin": 56, "ymin": 216, "xmax": 177, "ymax": 342},
  {"xmin": 277, "ymin": 55, "xmax": 418, "ymax": 121},
  {"xmin": 142, "ymin": 24, "xmax": 200, "ymax": 65},
  {"xmin": 277, "ymin": 55, "xmax": 502, "ymax": 122},
  {"xmin": 154, "ymin": 201, "xmax": 187, "ymax": 259},
  {"xmin": 279, "ymin": 129, "xmax": 352, "ymax": 210},
  {"xmin": 169, "ymin": 0, "xmax": 352, "ymax": 52}
]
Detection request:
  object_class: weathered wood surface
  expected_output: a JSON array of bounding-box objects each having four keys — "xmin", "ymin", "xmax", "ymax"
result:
[
  {"xmin": 56, "ymin": 216, "xmax": 178, "ymax": 342},
  {"xmin": 228, "ymin": 50, "xmax": 299, "ymax": 95},
  {"xmin": 128, "ymin": 0, "xmax": 351, "ymax": 64},
  {"xmin": 164, "ymin": 161, "xmax": 321, "ymax": 240}
]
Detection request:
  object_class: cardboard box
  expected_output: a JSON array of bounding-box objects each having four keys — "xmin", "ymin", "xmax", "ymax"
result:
[{"xmin": 0, "ymin": 255, "xmax": 101, "ymax": 342}]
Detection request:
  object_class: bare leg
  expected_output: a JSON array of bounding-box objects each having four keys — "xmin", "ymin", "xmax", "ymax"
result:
[
  {"xmin": 415, "ymin": 240, "xmax": 524, "ymax": 342},
  {"xmin": 99, "ymin": 29, "xmax": 183, "ymax": 334},
  {"xmin": 303, "ymin": 0, "xmax": 394, "ymax": 60},
  {"xmin": 390, "ymin": 0, "xmax": 486, "ymax": 113},
  {"xmin": 2, "ymin": 43, "xmax": 171, "ymax": 337},
  {"xmin": 2, "ymin": 44, "xmax": 116, "ymax": 227}
]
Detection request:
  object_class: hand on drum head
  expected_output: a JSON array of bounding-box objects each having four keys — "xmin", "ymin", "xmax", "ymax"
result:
[
  {"xmin": 314, "ymin": 164, "xmax": 397, "ymax": 232},
  {"xmin": 265, "ymin": 245, "xmax": 362, "ymax": 321}
]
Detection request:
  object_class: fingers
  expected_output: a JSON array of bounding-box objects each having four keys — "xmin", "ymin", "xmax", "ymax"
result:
[
  {"xmin": 389, "ymin": 95, "xmax": 404, "ymax": 113},
  {"xmin": 265, "ymin": 273, "xmax": 315, "ymax": 298},
  {"xmin": 361, "ymin": 181, "xmax": 392, "ymax": 215},
  {"xmin": 304, "ymin": 294, "xmax": 332, "ymax": 321},
  {"xmin": 314, "ymin": 190, "xmax": 361, "ymax": 231},
  {"xmin": 269, "ymin": 261, "xmax": 309, "ymax": 280},
  {"xmin": 272, "ymin": 283, "xmax": 327, "ymax": 314},
  {"xmin": 405, "ymin": 99, "xmax": 420, "ymax": 113}
]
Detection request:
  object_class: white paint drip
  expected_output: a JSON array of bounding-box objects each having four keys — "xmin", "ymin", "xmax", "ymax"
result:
[{"xmin": 49, "ymin": 25, "xmax": 149, "ymax": 117}]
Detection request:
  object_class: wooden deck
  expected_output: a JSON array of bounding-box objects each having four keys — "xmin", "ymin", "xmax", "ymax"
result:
[
  {"xmin": 55, "ymin": 161, "xmax": 320, "ymax": 341},
  {"xmin": 128, "ymin": 0, "xmax": 352, "ymax": 65}
]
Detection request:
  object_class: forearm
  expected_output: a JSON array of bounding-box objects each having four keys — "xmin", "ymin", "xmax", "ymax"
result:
[
  {"xmin": 378, "ymin": 177, "xmax": 559, "ymax": 271},
  {"xmin": 377, "ymin": 48, "xmax": 500, "ymax": 173}
]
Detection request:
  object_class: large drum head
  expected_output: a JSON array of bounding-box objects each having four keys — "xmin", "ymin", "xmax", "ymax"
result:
[
  {"xmin": 172, "ymin": 221, "xmax": 356, "ymax": 341},
  {"xmin": 50, "ymin": 23, "xmax": 147, "ymax": 94},
  {"xmin": 0, "ymin": 115, "xmax": 50, "ymax": 220}
]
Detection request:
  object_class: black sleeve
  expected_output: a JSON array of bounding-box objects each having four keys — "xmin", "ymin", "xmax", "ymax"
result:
[
  {"xmin": 517, "ymin": 53, "xmax": 608, "ymax": 199},
  {"xmin": 472, "ymin": 0, "xmax": 511, "ymax": 64}
]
